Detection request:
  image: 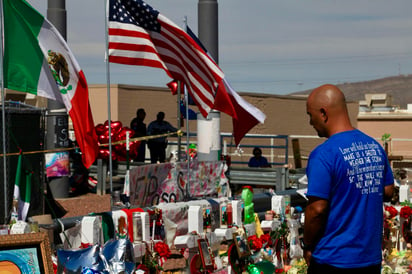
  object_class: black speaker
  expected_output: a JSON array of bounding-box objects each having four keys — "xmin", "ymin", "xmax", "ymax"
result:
[{"xmin": 0, "ymin": 102, "xmax": 45, "ymax": 224}]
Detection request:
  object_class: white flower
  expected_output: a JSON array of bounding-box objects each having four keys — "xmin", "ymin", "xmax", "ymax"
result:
[{"xmin": 287, "ymin": 268, "xmax": 298, "ymax": 274}]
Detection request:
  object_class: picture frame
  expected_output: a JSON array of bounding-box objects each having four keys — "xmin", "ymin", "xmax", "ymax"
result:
[
  {"xmin": 0, "ymin": 232, "xmax": 53, "ymax": 274},
  {"xmin": 233, "ymin": 228, "xmax": 251, "ymax": 258},
  {"xmin": 197, "ymin": 238, "xmax": 214, "ymax": 270}
]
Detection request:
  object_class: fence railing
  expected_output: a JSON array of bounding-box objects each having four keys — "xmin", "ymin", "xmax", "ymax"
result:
[{"xmin": 155, "ymin": 133, "xmax": 412, "ymax": 168}]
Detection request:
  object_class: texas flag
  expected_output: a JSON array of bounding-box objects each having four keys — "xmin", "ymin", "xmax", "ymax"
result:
[{"xmin": 186, "ymin": 26, "xmax": 266, "ymax": 145}]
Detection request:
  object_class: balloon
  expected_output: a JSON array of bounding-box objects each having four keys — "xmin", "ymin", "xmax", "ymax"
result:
[
  {"xmin": 114, "ymin": 143, "xmax": 126, "ymax": 157},
  {"xmin": 130, "ymin": 141, "xmax": 141, "ymax": 159},
  {"xmin": 98, "ymin": 130, "xmax": 119, "ymax": 144},
  {"xmin": 98, "ymin": 148, "xmax": 110, "ymax": 160},
  {"xmin": 97, "ymin": 148, "xmax": 117, "ymax": 161},
  {"xmin": 252, "ymin": 261, "xmax": 275, "ymax": 274},
  {"xmin": 95, "ymin": 123, "xmax": 106, "ymax": 136},
  {"xmin": 103, "ymin": 120, "xmax": 123, "ymax": 134},
  {"xmin": 167, "ymin": 80, "xmax": 178, "ymax": 95},
  {"xmin": 116, "ymin": 155, "xmax": 127, "ymax": 161},
  {"xmin": 117, "ymin": 127, "xmax": 135, "ymax": 141},
  {"xmin": 98, "ymin": 133, "xmax": 109, "ymax": 145},
  {"xmin": 99, "ymin": 122, "xmax": 141, "ymax": 161}
]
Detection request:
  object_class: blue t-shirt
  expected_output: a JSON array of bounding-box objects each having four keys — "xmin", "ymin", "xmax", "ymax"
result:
[{"xmin": 306, "ymin": 129, "xmax": 393, "ymax": 268}]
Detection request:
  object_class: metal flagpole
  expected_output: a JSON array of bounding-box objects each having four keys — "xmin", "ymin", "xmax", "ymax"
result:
[
  {"xmin": 184, "ymin": 85, "xmax": 191, "ymax": 189},
  {"xmin": 104, "ymin": 0, "xmax": 113, "ymax": 200},
  {"xmin": 0, "ymin": 0, "xmax": 8, "ymax": 223},
  {"xmin": 183, "ymin": 16, "xmax": 191, "ymax": 198},
  {"xmin": 177, "ymin": 81, "xmax": 182, "ymax": 162}
]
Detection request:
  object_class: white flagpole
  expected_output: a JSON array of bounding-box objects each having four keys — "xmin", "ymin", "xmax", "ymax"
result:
[
  {"xmin": 0, "ymin": 0, "xmax": 8, "ymax": 223},
  {"xmin": 104, "ymin": 0, "xmax": 113, "ymax": 200}
]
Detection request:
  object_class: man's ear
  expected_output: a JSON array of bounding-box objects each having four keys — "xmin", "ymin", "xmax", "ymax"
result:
[{"xmin": 320, "ymin": 108, "xmax": 328, "ymax": 122}]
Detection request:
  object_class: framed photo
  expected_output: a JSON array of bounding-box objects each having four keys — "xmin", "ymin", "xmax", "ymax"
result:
[
  {"xmin": 0, "ymin": 232, "xmax": 53, "ymax": 274},
  {"xmin": 197, "ymin": 238, "xmax": 214, "ymax": 270},
  {"xmin": 233, "ymin": 229, "xmax": 251, "ymax": 258}
]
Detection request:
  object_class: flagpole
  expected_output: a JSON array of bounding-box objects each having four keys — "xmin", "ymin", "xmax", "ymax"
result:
[
  {"xmin": 104, "ymin": 0, "xmax": 113, "ymax": 200},
  {"xmin": 177, "ymin": 81, "xmax": 181, "ymax": 162},
  {"xmin": 183, "ymin": 16, "xmax": 191, "ymax": 200},
  {"xmin": 0, "ymin": 0, "xmax": 8, "ymax": 223}
]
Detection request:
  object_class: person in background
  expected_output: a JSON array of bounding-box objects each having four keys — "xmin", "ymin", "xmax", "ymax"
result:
[
  {"xmin": 303, "ymin": 84, "xmax": 394, "ymax": 274},
  {"xmin": 130, "ymin": 108, "xmax": 147, "ymax": 163},
  {"xmin": 248, "ymin": 147, "xmax": 271, "ymax": 168},
  {"xmin": 147, "ymin": 112, "xmax": 177, "ymax": 164}
]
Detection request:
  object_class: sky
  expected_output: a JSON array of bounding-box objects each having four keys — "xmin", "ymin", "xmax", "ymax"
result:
[{"xmin": 27, "ymin": 0, "xmax": 412, "ymax": 95}]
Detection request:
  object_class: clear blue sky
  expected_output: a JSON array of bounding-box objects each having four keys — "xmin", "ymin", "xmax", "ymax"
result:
[{"xmin": 28, "ymin": 0, "xmax": 412, "ymax": 95}]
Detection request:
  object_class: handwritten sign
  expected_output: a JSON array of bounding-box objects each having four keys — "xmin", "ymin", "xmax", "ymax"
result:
[{"xmin": 129, "ymin": 161, "xmax": 228, "ymax": 207}]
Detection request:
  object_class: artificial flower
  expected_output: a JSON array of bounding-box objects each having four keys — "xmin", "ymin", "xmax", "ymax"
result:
[
  {"xmin": 248, "ymin": 235, "xmax": 263, "ymax": 251},
  {"xmin": 154, "ymin": 242, "xmax": 171, "ymax": 258},
  {"xmin": 260, "ymin": 233, "xmax": 272, "ymax": 246},
  {"xmin": 385, "ymin": 206, "xmax": 398, "ymax": 219},
  {"xmin": 400, "ymin": 206, "xmax": 412, "ymax": 219}
]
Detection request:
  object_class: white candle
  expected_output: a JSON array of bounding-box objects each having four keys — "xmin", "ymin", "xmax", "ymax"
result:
[
  {"xmin": 152, "ymin": 218, "xmax": 156, "ymax": 240},
  {"xmin": 126, "ymin": 131, "xmax": 130, "ymax": 151}
]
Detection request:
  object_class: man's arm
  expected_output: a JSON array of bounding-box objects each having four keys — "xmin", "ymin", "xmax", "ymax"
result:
[
  {"xmin": 166, "ymin": 122, "xmax": 178, "ymax": 133},
  {"xmin": 384, "ymin": 184, "xmax": 394, "ymax": 202},
  {"xmin": 303, "ymin": 196, "xmax": 329, "ymax": 266}
]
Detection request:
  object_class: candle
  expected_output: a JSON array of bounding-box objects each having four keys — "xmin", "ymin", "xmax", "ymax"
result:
[{"xmin": 126, "ymin": 131, "xmax": 130, "ymax": 151}]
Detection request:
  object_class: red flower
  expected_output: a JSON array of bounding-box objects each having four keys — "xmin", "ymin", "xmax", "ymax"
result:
[
  {"xmin": 275, "ymin": 269, "xmax": 285, "ymax": 273},
  {"xmin": 260, "ymin": 233, "xmax": 272, "ymax": 246},
  {"xmin": 154, "ymin": 242, "xmax": 171, "ymax": 258},
  {"xmin": 385, "ymin": 206, "xmax": 398, "ymax": 219},
  {"xmin": 248, "ymin": 235, "xmax": 263, "ymax": 251},
  {"xmin": 400, "ymin": 206, "xmax": 412, "ymax": 219}
]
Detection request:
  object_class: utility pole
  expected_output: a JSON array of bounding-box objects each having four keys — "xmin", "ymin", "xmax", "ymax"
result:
[
  {"xmin": 197, "ymin": 0, "xmax": 221, "ymax": 162},
  {"xmin": 198, "ymin": 0, "xmax": 219, "ymax": 62},
  {"xmin": 46, "ymin": 0, "xmax": 70, "ymax": 198}
]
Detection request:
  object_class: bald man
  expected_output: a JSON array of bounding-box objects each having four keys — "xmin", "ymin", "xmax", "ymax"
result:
[{"xmin": 303, "ymin": 84, "xmax": 394, "ymax": 274}]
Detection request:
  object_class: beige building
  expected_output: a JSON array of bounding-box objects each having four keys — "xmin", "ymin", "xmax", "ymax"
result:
[
  {"xmin": 357, "ymin": 94, "xmax": 412, "ymax": 162},
  {"xmin": 88, "ymin": 84, "xmax": 359, "ymax": 167},
  {"xmin": 7, "ymin": 85, "xmax": 411, "ymax": 168}
]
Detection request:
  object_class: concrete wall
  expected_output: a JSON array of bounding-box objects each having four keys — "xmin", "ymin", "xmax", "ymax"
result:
[{"xmin": 88, "ymin": 84, "xmax": 360, "ymax": 167}]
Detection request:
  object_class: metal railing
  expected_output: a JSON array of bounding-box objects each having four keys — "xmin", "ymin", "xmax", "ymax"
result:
[{"xmin": 167, "ymin": 132, "xmax": 290, "ymax": 167}]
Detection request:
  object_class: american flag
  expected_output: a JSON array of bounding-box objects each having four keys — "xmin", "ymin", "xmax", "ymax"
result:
[{"xmin": 108, "ymin": 0, "xmax": 224, "ymax": 117}]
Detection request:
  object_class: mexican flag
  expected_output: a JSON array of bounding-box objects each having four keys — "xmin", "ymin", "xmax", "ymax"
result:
[
  {"xmin": 13, "ymin": 154, "xmax": 31, "ymax": 221},
  {"xmin": 3, "ymin": 0, "xmax": 98, "ymax": 168}
]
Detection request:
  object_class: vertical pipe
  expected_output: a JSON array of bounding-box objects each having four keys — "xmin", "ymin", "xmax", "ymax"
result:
[
  {"xmin": 198, "ymin": 0, "xmax": 218, "ymax": 63},
  {"xmin": 104, "ymin": 0, "xmax": 113, "ymax": 201},
  {"xmin": 0, "ymin": 0, "xmax": 8, "ymax": 223},
  {"xmin": 47, "ymin": 0, "xmax": 70, "ymax": 198},
  {"xmin": 197, "ymin": 0, "xmax": 220, "ymax": 162},
  {"xmin": 177, "ymin": 81, "xmax": 182, "ymax": 162}
]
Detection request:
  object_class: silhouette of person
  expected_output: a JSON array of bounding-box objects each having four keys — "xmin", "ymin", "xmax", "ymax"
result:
[
  {"xmin": 147, "ymin": 112, "xmax": 177, "ymax": 163},
  {"xmin": 248, "ymin": 147, "xmax": 271, "ymax": 168},
  {"xmin": 130, "ymin": 108, "xmax": 147, "ymax": 162}
]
